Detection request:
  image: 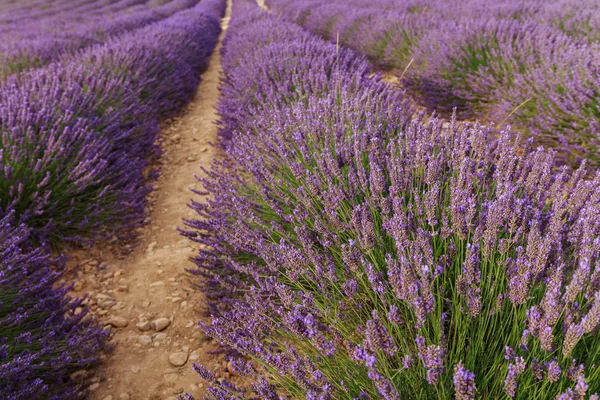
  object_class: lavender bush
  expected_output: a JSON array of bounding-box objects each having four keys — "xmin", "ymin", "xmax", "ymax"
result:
[
  {"xmin": 0, "ymin": 215, "xmax": 109, "ymax": 399},
  {"xmin": 0, "ymin": 0, "xmax": 223, "ymax": 246},
  {"xmin": 185, "ymin": 3, "xmax": 600, "ymax": 399},
  {"xmin": 266, "ymin": 0, "xmax": 600, "ymax": 165},
  {"xmin": 0, "ymin": 0, "xmax": 199, "ymax": 78}
]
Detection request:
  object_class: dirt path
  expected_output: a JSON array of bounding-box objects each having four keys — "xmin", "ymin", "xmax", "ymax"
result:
[{"xmin": 65, "ymin": 3, "xmax": 232, "ymax": 399}]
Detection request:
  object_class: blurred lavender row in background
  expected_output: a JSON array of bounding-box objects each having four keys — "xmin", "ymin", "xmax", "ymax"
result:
[{"xmin": 266, "ymin": 0, "xmax": 600, "ymax": 166}]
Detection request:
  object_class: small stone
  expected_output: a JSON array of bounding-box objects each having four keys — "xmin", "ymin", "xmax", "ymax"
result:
[
  {"xmin": 151, "ymin": 317, "xmax": 171, "ymax": 332},
  {"xmin": 185, "ymin": 321, "xmax": 194, "ymax": 328},
  {"xmin": 227, "ymin": 361, "xmax": 240, "ymax": 377},
  {"xmin": 171, "ymin": 134, "xmax": 182, "ymax": 143},
  {"xmin": 186, "ymin": 155, "xmax": 197, "ymax": 162},
  {"xmin": 109, "ymin": 316, "xmax": 128, "ymax": 328},
  {"xmin": 189, "ymin": 354, "xmax": 200, "ymax": 361},
  {"xmin": 168, "ymin": 277, "xmax": 176, "ymax": 282},
  {"xmin": 141, "ymin": 301, "xmax": 151, "ymax": 308},
  {"xmin": 103, "ymin": 396, "xmax": 113, "ymax": 400},
  {"xmin": 130, "ymin": 365, "xmax": 140, "ymax": 374},
  {"xmin": 89, "ymin": 383, "xmax": 100, "ymax": 392},
  {"xmin": 157, "ymin": 269, "xmax": 164, "ymax": 275},
  {"xmin": 169, "ymin": 352, "xmax": 188, "ymax": 367},
  {"xmin": 119, "ymin": 394, "xmax": 130, "ymax": 400},
  {"xmin": 154, "ymin": 332, "xmax": 168, "ymax": 342},
  {"xmin": 182, "ymin": 345, "xmax": 190, "ymax": 352},
  {"xmin": 73, "ymin": 281, "xmax": 84, "ymax": 292},
  {"xmin": 117, "ymin": 285, "xmax": 129, "ymax": 292},
  {"xmin": 136, "ymin": 321, "xmax": 151, "ymax": 331},
  {"xmin": 200, "ymin": 147, "xmax": 208, "ymax": 152},
  {"xmin": 96, "ymin": 293, "xmax": 114, "ymax": 302},
  {"xmin": 138, "ymin": 335, "xmax": 152, "ymax": 345},
  {"xmin": 149, "ymin": 281, "xmax": 165, "ymax": 287},
  {"xmin": 70, "ymin": 370, "xmax": 87, "ymax": 380}
]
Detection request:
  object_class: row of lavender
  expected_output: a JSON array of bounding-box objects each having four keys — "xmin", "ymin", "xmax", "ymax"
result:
[
  {"xmin": 184, "ymin": 1, "xmax": 600, "ymax": 399},
  {"xmin": 0, "ymin": 0, "xmax": 224, "ymax": 397},
  {"xmin": 0, "ymin": 0, "xmax": 200, "ymax": 78},
  {"xmin": 266, "ymin": 0, "xmax": 600, "ymax": 167}
]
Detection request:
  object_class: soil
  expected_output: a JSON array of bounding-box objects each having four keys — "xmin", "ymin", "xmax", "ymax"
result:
[{"xmin": 65, "ymin": 2, "xmax": 235, "ymax": 399}]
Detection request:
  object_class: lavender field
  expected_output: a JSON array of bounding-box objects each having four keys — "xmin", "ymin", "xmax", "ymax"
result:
[{"xmin": 2, "ymin": 0, "xmax": 600, "ymax": 398}]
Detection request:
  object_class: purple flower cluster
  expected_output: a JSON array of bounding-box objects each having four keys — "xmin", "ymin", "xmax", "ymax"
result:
[
  {"xmin": 1, "ymin": 0, "xmax": 224, "ymax": 397},
  {"xmin": 0, "ymin": 215, "xmax": 109, "ymax": 399},
  {"xmin": 185, "ymin": 1, "xmax": 600, "ymax": 398},
  {"xmin": 266, "ymin": 0, "xmax": 600, "ymax": 165},
  {"xmin": 0, "ymin": 0, "xmax": 223, "ymax": 246},
  {"xmin": 0, "ymin": 0, "xmax": 200, "ymax": 78}
]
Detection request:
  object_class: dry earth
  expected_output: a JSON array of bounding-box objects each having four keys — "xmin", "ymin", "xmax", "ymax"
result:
[{"xmin": 64, "ymin": 2, "xmax": 236, "ymax": 399}]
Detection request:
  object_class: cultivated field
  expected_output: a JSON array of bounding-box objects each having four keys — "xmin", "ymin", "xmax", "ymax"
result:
[{"xmin": 1, "ymin": 0, "xmax": 600, "ymax": 399}]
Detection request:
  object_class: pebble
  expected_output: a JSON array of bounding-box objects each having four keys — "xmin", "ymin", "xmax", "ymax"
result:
[
  {"xmin": 141, "ymin": 301, "xmax": 151, "ymax": 308},
  {"xmin": 151, "ymin": 317, "xmax": 171, "ymax": 332},
  {"xmin": 70, "ymin": 370, "xmax": 87, "ymax": 380},
  {"xmin": 96, "ymin": 293, "xmax": 114, "ymax": 301},
  {"xmin": 182, "ymin": 345, "xmax": 190, "ymax": 352},
  {"xmin": 169, "ymin": 352, "xmax": 189, "ymax": 367},
  {"xmin": 227, "ymin": 361, "xmax": 239, "ymax": 376},
  {"xmin": 149, "ymin": 281, "xmax": 165, "ymax": 287},
  {"xmin": 138, "ymin": 335, "xmax": 152, "ymax": 345},
  {"xmin": 171, "ymin": 134, "xmax": 182, "ymax": 143},
  {"xmin": 103, "ymin": 396, "xmax": 113, "ymax": 400},
  {"xmin": 136, "ymin": 321, "xmax": 151, "ymax": 331},
  {"xmin": 130, "ymin": 365, "xmax": 140, "ymax": 374},
  {"xmin": 185, "ymin": 321, "xmax": 194, "ymax": 328},
  {"xmin": 73, "ymin": 281, "xmax": 84, "ymax": 292},
  {"xmin": 108, "ymin": 316, "xmax": 128, "ymax": 328},
  {"xmin": 89, "ymin": 383, "xmax": 100, "ymax": 392},
  {"xmin": 119, "ymin": 395, "xmax": 130, "ymax": 400},
  {"xmin": 154, "ymin": 332, "xmax": 167, "ymax": 342}
]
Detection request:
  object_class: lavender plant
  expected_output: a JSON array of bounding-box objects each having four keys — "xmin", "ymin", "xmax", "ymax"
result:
[
  {"xmin": 185, "ymin": 3, "xmax": 600, "ymax": 399},
  {"xmin": 0, "ymin": 0, "xmax": 223, "ymax": 246},
  {"xmin": 0, "ymin": 215, "xmax": 109, "ymax": 399},
  {"xmin": 0, "ymin": 0, "xmax": 200, "ymax": 78},
  {"xmin": 266, "ymin": 0, "xmax": 600, "ymax": 166}
]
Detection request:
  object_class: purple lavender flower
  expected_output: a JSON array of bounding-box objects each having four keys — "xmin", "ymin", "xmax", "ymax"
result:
[
  {"xmin": 0, "ymin": 216, "xmax": 109, "ymax": 399},
  {"xmin": 453, "ymin": 362, "xmax": 476, "ymax": 400}
]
